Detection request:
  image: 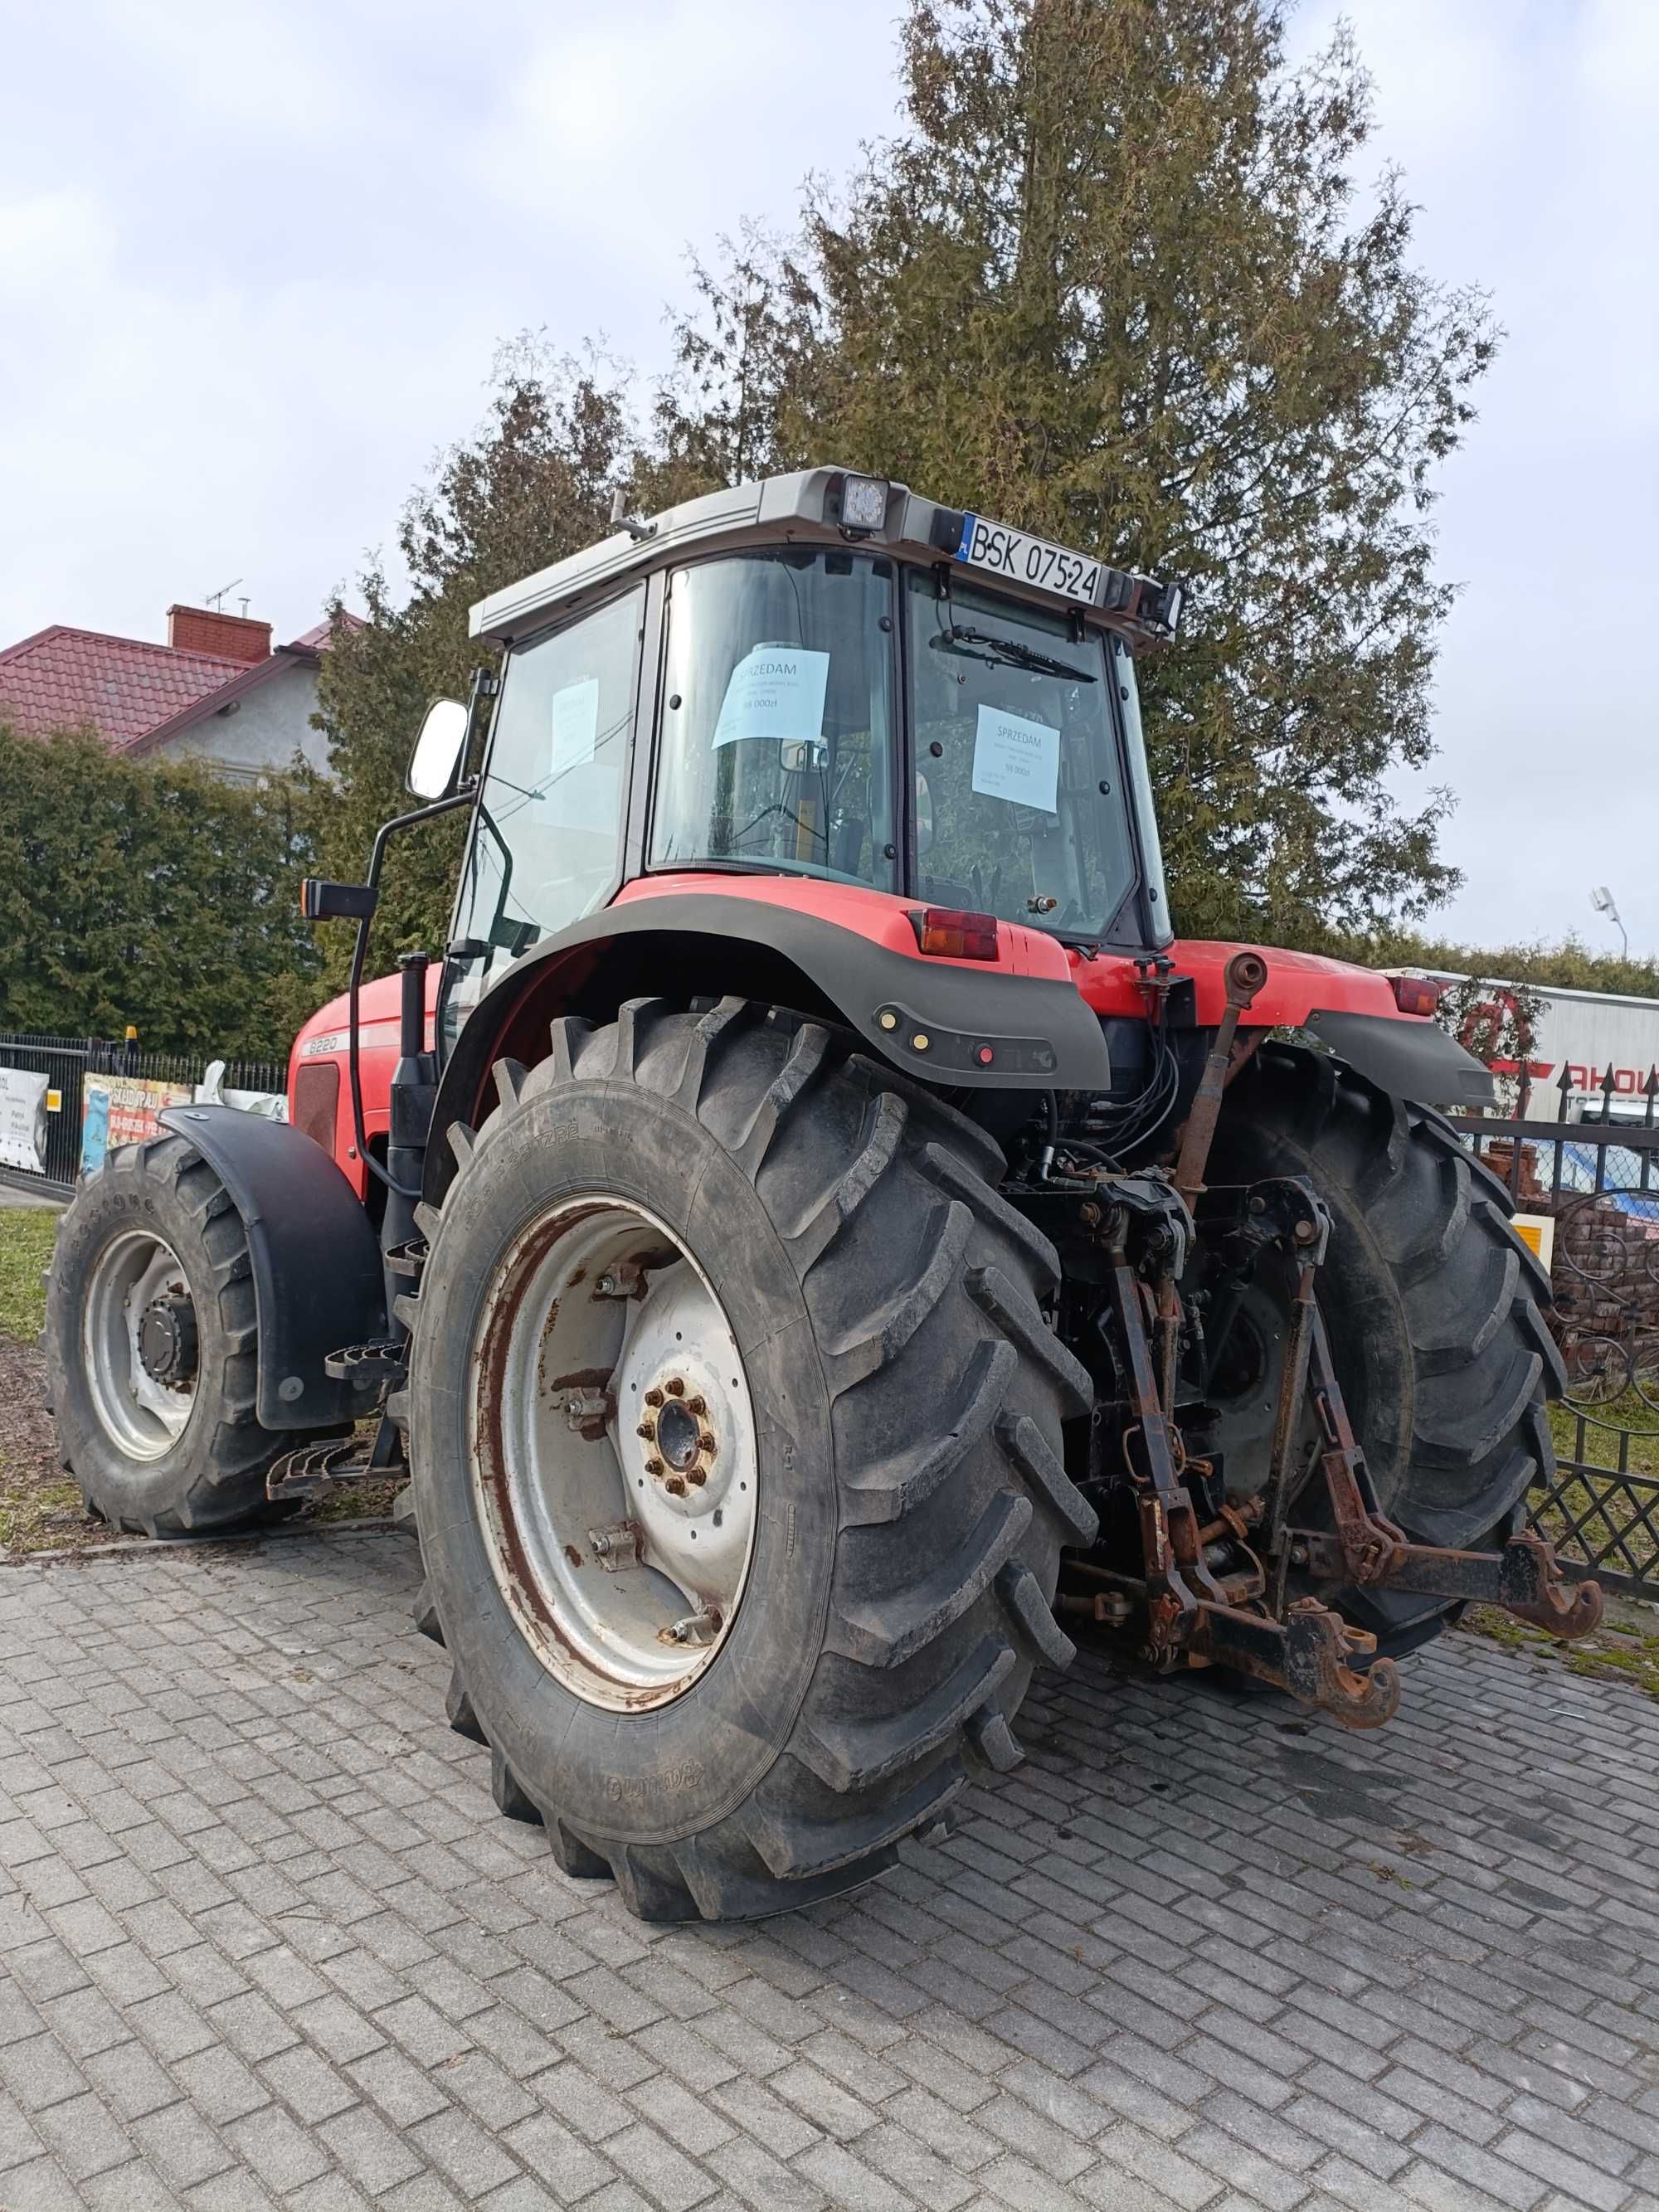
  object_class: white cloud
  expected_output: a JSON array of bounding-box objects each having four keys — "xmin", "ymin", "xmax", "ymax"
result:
[{"xmin": 0, "ymin": 0, "xmax": 901, "ymax": 647}]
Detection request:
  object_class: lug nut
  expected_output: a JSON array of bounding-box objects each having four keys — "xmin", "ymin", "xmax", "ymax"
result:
[
  {"xmin": 645, "ymin": 1457, "xmax": 663, "ymax": 1475},
  {"xmin": 665, "ymin": 1378, "xmax": 685, "ymax": 1398},
  {"xmin": 635, "ymin": 1422, "xmax": 654, "ymax": 1439},
  {"xmin": 686, "ymin": 1468, "xmax": 707, "ymax": 1488},
  {"xmin": 698, "ymin": 1432, "xmax": 717, "ymax": 1455},
  {"xmin": 645, "ymin": 1387, "xmax": 664, "ymax": 1407},
  {"xmin": 665, "ymin": 1475, "xmax": 688, "ymax": 1497},
  {"xmin": 688, "ymin": 1396, "xmax": 706, "ymax": 1416}
]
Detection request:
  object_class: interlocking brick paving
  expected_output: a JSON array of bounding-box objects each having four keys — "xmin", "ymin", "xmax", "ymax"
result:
[{"xmin": 1, "ymin": 1529, "xmax": 1655, "ymax": 2210}]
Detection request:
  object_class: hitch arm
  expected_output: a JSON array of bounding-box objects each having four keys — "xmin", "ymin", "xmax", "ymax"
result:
[
  {"xmin": 1289, "ymin": 1305, "xmax": 1603, "ymax": 1641},
  {"xmin": 1173, "ymin": 950, "xmax": 1268, "ymax": 1209},
  {"xmin": 1102, "ymin": 1219, "xmax": 1389, "ymax": 1727},
  {"xmin": 1291, "ymin": 1528, "xmax": 1602, "ymax": 1639},
  {"xmin": 1188, "ymin": 1599, "xmax": 1399, "ymax": 1728}
]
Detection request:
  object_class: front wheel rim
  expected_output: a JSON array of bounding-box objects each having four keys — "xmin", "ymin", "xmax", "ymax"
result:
[
  {"xmin": 82, "ymin": 1230, "xmax": 198, "ymax": 1460},
  {"xmin": 470, "ymin": 1196, "xmax": 760, "ymax": 1713}
]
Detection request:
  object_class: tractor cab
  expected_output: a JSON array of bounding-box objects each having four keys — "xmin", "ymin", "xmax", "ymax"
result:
[{"xmin": 414, "ymin": 469, "xmax": 1182, "ymax": 1052}]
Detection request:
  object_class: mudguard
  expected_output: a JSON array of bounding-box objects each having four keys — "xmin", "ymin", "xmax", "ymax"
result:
[
  {"xmin": 1304, "ymin": 1009, "xmax": 1497, "ymax": 1110},
  {"xmin": 158, "ymin": 1106, "xmax": 388, "ymax": 1432},
  {"xmin": 426, "ymin": 888, "xmax": 1114, "ymax": 1203}
]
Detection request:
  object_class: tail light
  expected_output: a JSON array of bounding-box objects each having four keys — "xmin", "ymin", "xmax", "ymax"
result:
[
  {"xmin": 1391, "ymin": 975, "xmax": 1443, "ymax": 1017},
  {"xmin": 910, "ymin": 907, "xmax": 1000, "ymax": 961}
]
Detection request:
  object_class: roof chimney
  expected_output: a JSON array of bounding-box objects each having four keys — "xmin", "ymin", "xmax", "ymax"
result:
[{"xmin": 166, "ymin": 605, "xmax": 272, "ymax": 664}]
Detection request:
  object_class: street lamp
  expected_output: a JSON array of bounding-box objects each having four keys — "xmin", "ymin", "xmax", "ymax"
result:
[{"xmin": 1590, "ymin": 886, "xmax": 1628, "ymax": 958}]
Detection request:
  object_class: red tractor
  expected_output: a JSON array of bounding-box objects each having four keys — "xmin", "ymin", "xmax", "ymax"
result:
[{"xmin": 43, "ymin": 469, "xmax": 1598, "ymax": 1922}]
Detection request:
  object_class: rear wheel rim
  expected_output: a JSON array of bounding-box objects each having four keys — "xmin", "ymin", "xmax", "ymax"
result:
[
  {"xmin": 82, "ymin": 1231, "xmax": 197, "ymax": 1460},
  {"xmin": 470, "ymin": 1195, "xmax": 759, "ymax": 1713}
]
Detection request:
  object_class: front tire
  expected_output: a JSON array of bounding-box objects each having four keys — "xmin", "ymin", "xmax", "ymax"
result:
[
  {"xmin": 406, "ymin": 998, "xmax": 1097, "ymax": 1921},
  {"xmin": 43, "ymin": 1135, "xmax": 296, "ymax": 1535}
]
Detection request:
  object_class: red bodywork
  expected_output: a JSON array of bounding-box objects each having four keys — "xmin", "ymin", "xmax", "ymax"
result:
[
  {"xmin": 287, "ymin": 875, "xmax": 1418, "ymax": 1198},
  {"xmin": 288, "ymin": 965, "xmax": 440, "ymax": 1202}
]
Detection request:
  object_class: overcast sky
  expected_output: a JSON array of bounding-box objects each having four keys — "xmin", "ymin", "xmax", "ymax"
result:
[{"xmin": 2, "ymin": 0, "xmax": 1655, "ymax": 957}]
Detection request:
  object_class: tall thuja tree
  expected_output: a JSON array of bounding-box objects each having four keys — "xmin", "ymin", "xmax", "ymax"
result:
[
  {"xmin": 654, "ymin": 0, "xmax": 1496, "ymax": 946},
  {"xmin": 312, "ymin": 344, "xmax": 636, "ymax": 989}
]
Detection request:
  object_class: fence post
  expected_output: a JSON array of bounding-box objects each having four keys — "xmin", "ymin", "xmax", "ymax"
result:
[{"xmin": 1551, "ymin": 1063, "xmax": 1572, "ymax": 1199}]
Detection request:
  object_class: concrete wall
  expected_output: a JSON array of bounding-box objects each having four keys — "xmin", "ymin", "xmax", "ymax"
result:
[{"xmin": 155, "ymin": 659, "xmax": 330, "ymax": 782}]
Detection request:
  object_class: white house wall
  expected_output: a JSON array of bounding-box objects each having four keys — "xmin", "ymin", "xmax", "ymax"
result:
[{"xmin": 156, "ymin": 661, "xmax": 329, "ymax": 781}]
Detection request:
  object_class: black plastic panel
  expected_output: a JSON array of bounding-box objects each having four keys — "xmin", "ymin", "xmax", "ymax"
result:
[
  {"xmin": 1304, "ymin": 1009, "xmax": 1497, "ymax": 1109},
  {"xmin": 159, "ymin": 1106, "xmax": 389, "ymax": 1431}
]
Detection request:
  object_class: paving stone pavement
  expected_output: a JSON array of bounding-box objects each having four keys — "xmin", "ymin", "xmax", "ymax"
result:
[{"xmin": 1, "ymin": 1529, "xmax": 1657, "ymax": 2212}]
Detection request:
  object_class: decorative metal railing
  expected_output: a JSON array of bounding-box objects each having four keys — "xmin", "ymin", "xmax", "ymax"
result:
[{"xmin": 1462, "ymin": 1070, "xmax": 1659, "ymax": 1599}]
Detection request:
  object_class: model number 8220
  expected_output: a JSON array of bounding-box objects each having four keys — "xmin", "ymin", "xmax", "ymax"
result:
[{"xmin": 953, "ymin": 513, "xmax": 1103, "ymax": 606}]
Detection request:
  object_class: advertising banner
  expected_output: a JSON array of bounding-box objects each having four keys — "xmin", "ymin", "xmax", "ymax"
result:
[
  {"xmin": 80, "ymin": 1074, "xmax": 195, "ymax": 1178},
  {"xmin": 0, "ymin": 1067, "xmax": 51, "ymax": 1175}
]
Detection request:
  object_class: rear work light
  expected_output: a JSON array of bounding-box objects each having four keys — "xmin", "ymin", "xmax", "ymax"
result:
[
  {"xmin": 911, "ymin": 907, "xmax": 1000, "ymax": 960},
  {"xmin": 1391, "ymin": 974, "xmax": 1444, "ymax": 1017}
]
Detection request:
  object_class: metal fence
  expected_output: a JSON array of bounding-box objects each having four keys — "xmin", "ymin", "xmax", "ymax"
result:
[
  {"xmin": 0, "ymin": 1032, "xmax": 286, "ymax": 1198},
  {"xmin": 1461, "ymin": 1070, "xmax": 1659, "ymax": 1601}
]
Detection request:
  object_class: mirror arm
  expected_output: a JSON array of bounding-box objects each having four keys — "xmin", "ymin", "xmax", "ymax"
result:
[{"xmin": 348, "ymin": 779, "xmax": 479, "ymax": 1201}]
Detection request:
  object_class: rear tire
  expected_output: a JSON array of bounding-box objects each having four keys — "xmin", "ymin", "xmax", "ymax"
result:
[
  {"xmin": 406, "ymin": 998, "xmax": 1097, "ymax": 1921},
  {"xmin": 43, "ymin": 1135, "xmax": 296, "ymax": 1536},
  {"xmin": 1208, "ymin": 1043, "xmax": 1565, "ymax": 1655}
]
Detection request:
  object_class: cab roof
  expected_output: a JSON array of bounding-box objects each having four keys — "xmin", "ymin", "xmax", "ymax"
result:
[{"xmin": 468, "ymin": 466, "xmax": 1180, "ymax": 650}]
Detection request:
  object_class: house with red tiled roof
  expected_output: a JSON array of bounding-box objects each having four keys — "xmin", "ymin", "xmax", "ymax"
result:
[{"xmin": 0, "ymin": 602, "xmax": 360, "ymax": 781}]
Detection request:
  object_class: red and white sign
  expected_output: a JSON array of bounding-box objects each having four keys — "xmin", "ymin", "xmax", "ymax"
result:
[{"xmin": 1404, "ymin": 975, "xmax": 1659, "ymax": 1103}]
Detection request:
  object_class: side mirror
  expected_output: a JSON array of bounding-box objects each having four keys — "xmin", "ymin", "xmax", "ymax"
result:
[
  {"xmin": 779, "ymin": 739, "xmax": 828, "ymax": 774},
  {"xmin": 408, "ymin": 698, "xmax": 469, "ymax": 800}
]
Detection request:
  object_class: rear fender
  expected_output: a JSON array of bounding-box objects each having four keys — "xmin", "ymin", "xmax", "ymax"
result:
[
  {"xmin": 426, "ymin": 888, "xmax": 1113, "ymax": 1206},
  {"xmin": 1302, "ymin": 1009, "xmax": 1496, "ymax": 1111},
  {"xmin": 158, "ymin": 1106, "xmax": 389, "ymax": 1431}
]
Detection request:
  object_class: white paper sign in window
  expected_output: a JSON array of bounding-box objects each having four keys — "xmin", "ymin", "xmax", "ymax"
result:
[
  {"xmin": 713, "ymin": 646, "xmax": 830, "ymax": 748},
  {"xmin": 971, "ymin": 704, "xmax": 1059, "ymax": 813},
  {"xmin": 549, "ymin": 676, "xmax": 601, "ymax": 777}
]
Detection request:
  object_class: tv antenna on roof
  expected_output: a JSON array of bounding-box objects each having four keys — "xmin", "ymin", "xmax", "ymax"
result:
[{"xmin": 205, "ymin": 576, "xmax": 243, "ymax": 612}]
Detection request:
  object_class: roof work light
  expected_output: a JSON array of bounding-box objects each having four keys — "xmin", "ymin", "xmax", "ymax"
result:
[{"xmin": 838, "ymin": 474, "xmax": 890, "ymax": 533}]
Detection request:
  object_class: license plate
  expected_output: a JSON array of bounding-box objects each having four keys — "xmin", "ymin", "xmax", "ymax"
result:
[{"xmin": 952, "ymin": 513, "xmax": 1103, "ymax": 605}]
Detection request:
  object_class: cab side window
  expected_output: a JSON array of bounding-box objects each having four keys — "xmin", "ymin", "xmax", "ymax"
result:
[{"xmin": 454, "ymin": 586, "xmax": 645, "ymax": 984}]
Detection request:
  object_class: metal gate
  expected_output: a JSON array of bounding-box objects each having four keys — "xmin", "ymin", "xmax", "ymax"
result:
[
  {"xmin": 1464, "ymin": 1082, "xmax": 1659, "ymax": 1600},
  {"xmin": 0, "ymin": 1033, "xmax": 285, "ymax": 1201}
]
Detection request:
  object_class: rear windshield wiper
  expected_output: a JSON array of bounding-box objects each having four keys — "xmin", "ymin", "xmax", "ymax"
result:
[{"xmin": 932, "ymin": 625, "xmax": 1096, "ymax": 683}]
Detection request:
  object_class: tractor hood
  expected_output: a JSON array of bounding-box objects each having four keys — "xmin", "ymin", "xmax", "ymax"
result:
[{"xmin": 1071, "ymin": 939, "xmax": 1496, "ymax": 1109}]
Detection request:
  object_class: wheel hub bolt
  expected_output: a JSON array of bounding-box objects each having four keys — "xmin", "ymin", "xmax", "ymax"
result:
[
  {"xmin": 665, "ymin": 1475, "xmax": 688, "ymax": 1497},
  {"xmin": 645, "ymin": 1387, "xmax": 664, "ymax": 1407},
  {"xmin": 688, "ymin": 1396, "xmax": 706, "ymax": 1416},
  {"xmin": 699, "ymin": 1432, "xmax": 717, "ymax": 1455},
  {"xmin": 645, "ymin": 1456, "xmax": 664, "ymax": 1475},
  {"xmin": 664, "ymin": 1378, "xmax": 685, "ymax": 1398},
  {"xmin": 636, "ymin": 1422, "xmax": 654, "ymax": 1439}
]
